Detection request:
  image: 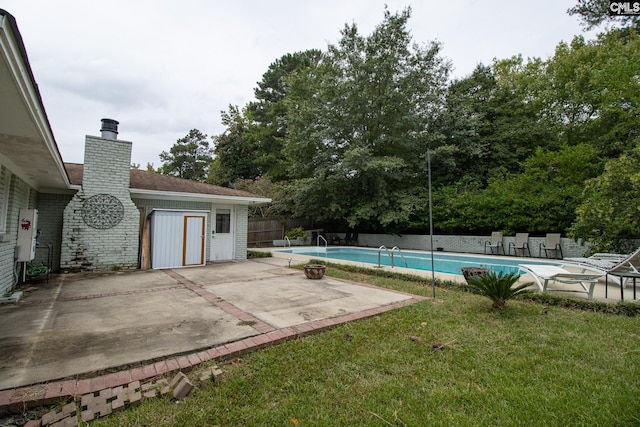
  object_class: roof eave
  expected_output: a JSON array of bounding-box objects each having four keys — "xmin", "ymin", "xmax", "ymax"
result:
[
  {"xmin": 130, "ymin": 188, "xmax": 272, "ymax": 205},
  {"xmin": 0, "ymin": 9, "xmax": 71, "ymax": 191}
]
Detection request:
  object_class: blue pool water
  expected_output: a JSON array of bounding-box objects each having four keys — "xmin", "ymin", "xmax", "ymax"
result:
[{"xmin": 276, "ymin": 247, "xmax": 559, "ymax": 276}]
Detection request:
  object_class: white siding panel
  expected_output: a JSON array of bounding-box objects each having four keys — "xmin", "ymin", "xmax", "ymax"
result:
[
  {"xmin": 150, "ymin": 210, "xmax": 208, "ymax": 269},
  {"xmin": 151, "ymin": 211, "xmax": 184, "ymax": 269}
]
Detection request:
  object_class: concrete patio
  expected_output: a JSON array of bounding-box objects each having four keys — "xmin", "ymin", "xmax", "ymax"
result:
[{"xmin": 0, "ymin": 257, "xmax": 424, "ymax": 411}]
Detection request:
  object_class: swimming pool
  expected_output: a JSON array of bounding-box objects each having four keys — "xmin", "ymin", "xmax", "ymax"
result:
[{"xmin": 276, "ymin": 247, "xmax": 559, "ymax": 276}]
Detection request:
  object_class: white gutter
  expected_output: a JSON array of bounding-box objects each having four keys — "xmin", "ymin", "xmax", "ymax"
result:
[{"xmin": 130, "ymin": 188, "xmax": 272, "ymax": 205}]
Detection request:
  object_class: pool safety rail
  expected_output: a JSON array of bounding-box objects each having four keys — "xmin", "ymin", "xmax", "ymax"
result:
[
  {"xmin": 377, "ymin": 245, "xmax": 408, "ymax": 268},
  {"xmin": 317, "ymin": 235, "xmax": 328, "ymax": 248}
]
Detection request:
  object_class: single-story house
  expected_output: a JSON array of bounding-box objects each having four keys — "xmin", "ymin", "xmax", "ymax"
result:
[{"xmin": 0, "ymin": 9, "xmax": 270, "ymax": 295}]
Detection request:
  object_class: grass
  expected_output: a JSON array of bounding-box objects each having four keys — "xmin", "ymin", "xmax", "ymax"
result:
[{"xmin": 92, "ymin": 265, "xmax": 640, "ymax": 426}]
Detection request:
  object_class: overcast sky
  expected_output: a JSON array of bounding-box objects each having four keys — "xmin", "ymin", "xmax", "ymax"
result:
[{"xmin": 4, "ymin": 0, "xmax": 596, "ymax": 168}]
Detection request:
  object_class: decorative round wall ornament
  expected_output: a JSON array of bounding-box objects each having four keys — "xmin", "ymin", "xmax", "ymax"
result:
[{"xmin": 81, "ymin": 194, "xmax": 124, "ymax": 229}]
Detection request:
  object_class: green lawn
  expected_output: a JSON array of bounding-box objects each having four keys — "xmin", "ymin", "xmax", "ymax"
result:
[{"xmin": 93, "ymin": 266, "xmax": 640, "ymax": 426}]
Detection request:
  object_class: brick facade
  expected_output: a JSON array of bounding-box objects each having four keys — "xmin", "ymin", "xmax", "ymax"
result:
[
  {"xmin": 60, "ymin": 136, "xmax": 140, "ymax": 271},
  {"xmin": 35, "ymin": 193, "xmax": 73, "ymax": 271}
]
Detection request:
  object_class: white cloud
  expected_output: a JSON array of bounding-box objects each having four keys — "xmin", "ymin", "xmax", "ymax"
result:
[{"xmin": 3, "ymin": 0, "xmax": 596, "ymax": 167}]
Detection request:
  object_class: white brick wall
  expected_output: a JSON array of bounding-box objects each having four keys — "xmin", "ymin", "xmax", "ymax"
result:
[
  {"xmin": 35, "ymin": 193, "xmax": 73, "ymax": 270},
  {"xmin": 60, "ymin": 136, "xmax": 140, "ymax": 271},
  {"xmin": 357, "ymin": 233, "xmax": 591, "ymax": 258}
]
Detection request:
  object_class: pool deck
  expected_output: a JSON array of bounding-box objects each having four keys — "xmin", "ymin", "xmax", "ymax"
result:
[{"xmin": 265, "ymin": 246, "xmax": 638, "ymax": 303}]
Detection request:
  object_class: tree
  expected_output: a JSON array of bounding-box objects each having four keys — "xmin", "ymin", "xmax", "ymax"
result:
[
  {"xmin": 159, "ymin": 129, "xmax": 213, "ymax": 181},
  {"xmin": 234, "ymin": 177, "xmax": 294, "ymax": 219},
  {"xmin": 247, "ymin": 50, "xmax": 322, "ymax": 181},
  {"xmin": 569, "ymin": 142, "xmax": 640, "ymax": 253},
  {"xmin": 432, "ymin": 61, "xmax": 554, "ymax": 187},
  {"xmin": 210, "ymin": 106, "xmax": 256, "ymax": 186},
  {"xmin": 434, "ymin": 144, "xmax": 603, "ymax": 235},
  {"xmin": 533, "ymin": 32, "xmax": 640, "ymax": 157},
  {"xmin": 285, "ymin": 7, "xmax": 450, "ymax": 231},
  {"xmin": 210, "ymin": 51, "xmax": 322, "ymax": 185},
  {"xmin": 568, "ymin": 0, "xmax": 640, "ymax": 31}
]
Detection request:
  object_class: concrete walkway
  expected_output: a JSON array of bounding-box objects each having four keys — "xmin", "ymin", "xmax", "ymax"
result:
[{"xmin": 0, "ymin": 257, "xmax": 424, "ymax": 411}]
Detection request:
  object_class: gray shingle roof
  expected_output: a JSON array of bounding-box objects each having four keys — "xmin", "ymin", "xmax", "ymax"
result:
[{"xmin": 64, "ymin": 163, "xmax": 264, "ymax": 199}]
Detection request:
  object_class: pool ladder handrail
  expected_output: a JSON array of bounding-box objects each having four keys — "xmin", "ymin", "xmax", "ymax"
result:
[
  {"xmin": 284, "ymin": 236, "xmax": 291, "ymax": 247},
  {"xmin": 317, "ymin": 235, "xmax": 328, "ymax": 248},
  {"xmin": 378, "ymin": 245, "xmax": 409, "ymax": 268},
  {"xmin": 378, "ymin": 245, "xmax": 390, "ymax": 267},
  {"xmin": 391, "ymin": 246, "xmax": 408, "ymax": 268}
]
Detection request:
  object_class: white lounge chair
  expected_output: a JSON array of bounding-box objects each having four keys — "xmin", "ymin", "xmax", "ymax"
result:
[
  {"xmin": 588, "ymin": 253, "xmax": 628, "ymax": 262},
  {"xmin": 565, "ymin": 251, "xmax": 630, "ymax": 267},
  {"xmin": 484, "ymin": 232, "xmax": 505, "ymax": 255},
  {"xmin": 518, "ymin": 264, "xmax": 604, "ymax": 300},
  {"xmin": 563, "ymin": 247, "xmax": 640, "ymax": 300}
]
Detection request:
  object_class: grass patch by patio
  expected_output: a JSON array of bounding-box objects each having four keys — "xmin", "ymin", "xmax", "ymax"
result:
[{"xmin": 93, "ymin": 267, "xmax": 640, "ymax": 427}]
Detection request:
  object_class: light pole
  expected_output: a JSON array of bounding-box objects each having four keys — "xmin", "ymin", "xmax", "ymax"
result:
[{"xmin": 428, "ymin": 147, "xmax": 435, "ymax": 298}]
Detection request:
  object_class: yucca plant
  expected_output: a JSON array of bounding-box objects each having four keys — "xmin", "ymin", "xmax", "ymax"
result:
[{"xmin": 465, "ymin": 271, "xmax": 532, "ymax": 308}]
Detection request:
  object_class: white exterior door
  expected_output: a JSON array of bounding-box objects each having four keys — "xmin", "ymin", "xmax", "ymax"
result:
[
  {"xmin": 183, "ymin": 216, "xmax": 205, "ymax": 266},
  {"xmin": 210, "ymin": 207, "xmax": 234, "ymax": 261}
]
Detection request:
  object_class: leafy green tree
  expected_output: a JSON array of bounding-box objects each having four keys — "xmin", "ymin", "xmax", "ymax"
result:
[
  {"xmin": 247, "ymin": 50, "xmax": 322, "ymax": 181},
  {"xmin": 568, "ymin": 0, "xmax": 640, "ymax": 30},
  {"xmin": 434, "ymin": 144, "xmax": 603, "ymax": 235},
  {"xmin": 210, "ymin": 105, "xmax": 256, "ymax": 186},
  {"xmin": 534, "ymin": 32, "xmax": 640, "ymax": 157},
  {"xmin": 433, "ymin": 61, "xmax": 554, "ymax": 187},
  {"xmin": 159, "ymin": 129, "xmax": 213, "ymax": 181},
  {"xmin": 234, "ymin": 177, "xmax": 294, "ymax": 219},
  {"xmin": 569, "ymin": 142, "xmax": 640, "ymax": 252},
  {"xmin": 285, "ymin": 7, "xmax": 450, "ymax": 231},
  {"xmin": 210, "ymin": 51, "xmax": 322, "ymax": 185}
]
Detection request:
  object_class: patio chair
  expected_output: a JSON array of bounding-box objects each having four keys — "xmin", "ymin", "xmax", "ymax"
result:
[
  {"xmin": 518, "ymin": 264, "xmax": 604, "ymax": 300},
  {"xmin": 565, "ymin": 252, "xmax": 628, "ymax": 266},
  {"xmin": 539, "ymin": 233, "xmax": 563, "ymax": 259},
  {"xmin": 347, "ymin": 232, "xmax": 359, "ymax": 246},
  {"xmin": 484, "ymin": 232, "xmax": 504, "ymax": 255},
  {"xmin": 606, "ymin": 248, "xmax": 640, "ymax": 300},
  {"xmin": 508, "ymin": 233, "xmax": 530, "ymax": 257},
  {"xmin": 562, "ymin": 247, "xmax": 640, "ymax": 300}
]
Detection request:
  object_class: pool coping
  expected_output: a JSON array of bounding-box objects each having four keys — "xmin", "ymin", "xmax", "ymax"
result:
[{"xmin": 267, "ymin": 246, "xmax": 555, "ymax": 284}]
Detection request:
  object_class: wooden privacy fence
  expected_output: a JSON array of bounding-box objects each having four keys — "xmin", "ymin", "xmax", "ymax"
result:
[{"xmin": 247, "ymin": 218, "xmax": 312, "ymax": 246}]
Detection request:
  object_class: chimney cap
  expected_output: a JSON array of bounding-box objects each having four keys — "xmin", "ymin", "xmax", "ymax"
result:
[{"xmin": 100, "ymin": 118, "xmax": 119, "ymax": 139}]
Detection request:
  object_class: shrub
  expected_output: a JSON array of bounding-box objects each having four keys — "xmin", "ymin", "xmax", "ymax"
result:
[
  {"xmin": 247, "ymin": 250, "xmax": 272, "ymax": 259},
  {"xmin": 286, "ymin": 227, "xmax": 306, "ymax": 239},
  {"xmin": 465, "ymin": 271, "xmax": 532, "ymax": 308}
]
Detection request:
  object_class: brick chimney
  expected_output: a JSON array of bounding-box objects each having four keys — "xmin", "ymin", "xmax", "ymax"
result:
[{"xmin": 60, "ymin": 119, "xmax": 140, "ymax": 271}]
